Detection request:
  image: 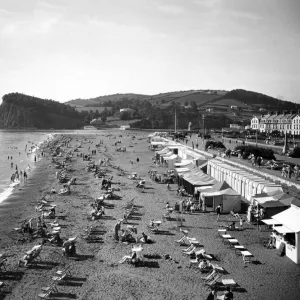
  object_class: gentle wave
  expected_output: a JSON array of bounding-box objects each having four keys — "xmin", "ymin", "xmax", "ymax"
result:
[{"xmin": 0, "ymin": 180, "xmax": 20, "ymax": 203}]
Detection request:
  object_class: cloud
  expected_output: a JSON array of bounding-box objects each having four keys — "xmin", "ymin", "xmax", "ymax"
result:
[
  {"xmin": 157, "ymin": 4, "xmax": 185, "ymax": 15},
  {"xmin": 230, "ymin": 10, "xmax": 262, "ymax": 20}
]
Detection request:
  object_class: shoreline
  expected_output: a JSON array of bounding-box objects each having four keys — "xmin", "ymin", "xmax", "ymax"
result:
[{"xmin": 0, "ymin": 133, "xmax": 55, "ymax": 205}]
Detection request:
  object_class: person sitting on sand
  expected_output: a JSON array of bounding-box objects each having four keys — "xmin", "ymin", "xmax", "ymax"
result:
[
  {"xmin": 199, "ymin": 259, "xmax": 211, "ymax": 271},
  {"xmin": 223, "ymin": 286, "xmax": 233, "ymax": 300},
  {"xmin": 51, "ymin": 188, "xmax": 56, "ymax": 194},
  {"xmin": 49, "ymin": 206, "xmax": 56, "ymax": 219},
  {"xmin": 118, "ymin": 246, "xmax": 137, "ymax": 264},
  {"xmin": 140, "ymin": 232, "xmax": 151, "ymax": 244},
  {"xmin": 48, "ymin": 232, "xmax": 61, "ymax": 245},
  {"xmin": 62, "ymin": 240, "xmax": 76, "ymax": 256},
  {"xmin": 120, "ymin": 229, "xmax": 136, "ymax": 244},
  {"xmin": 230, "ymin": 209, "xmax": 240, "ymax": 218}
]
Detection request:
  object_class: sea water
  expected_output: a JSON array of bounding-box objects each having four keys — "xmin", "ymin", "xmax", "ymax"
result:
[
  {"xmin": 0, "ymin": 130, "xmax": 52, "ymax": 203},
  {"xmin": 0, "ymin": 129, "xmax": 110, "ymax": 204}
]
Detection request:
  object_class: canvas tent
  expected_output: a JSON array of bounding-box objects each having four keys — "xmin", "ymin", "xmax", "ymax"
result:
[
  {"xmin": 272, "ymin": 205, "xmax": 300, "ymax": 264},
  {"xmin": 178, "ymin": 170, "xmax": 217, "ymax": 195},
  {"xmin": 201, "ymin": 187, "xmax": 242, "ymax": 213}
]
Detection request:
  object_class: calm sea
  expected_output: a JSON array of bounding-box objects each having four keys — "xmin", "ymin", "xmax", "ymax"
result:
[
  {"xmin": 0, "ymin": 129, "xmax": 113, "ymax": 204},
  {"xmin": 0, "ymin": 130, "xmax": 53, "ymax": 203}
]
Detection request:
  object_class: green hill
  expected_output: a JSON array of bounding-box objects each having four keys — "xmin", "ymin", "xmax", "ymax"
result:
[
  {"xmin": 0, "ymin": 93, "xmax": 84, "ymax": 129},
  {"xmin": 67, "ymin": 93, "xmax": 149, "ymax": 107}
]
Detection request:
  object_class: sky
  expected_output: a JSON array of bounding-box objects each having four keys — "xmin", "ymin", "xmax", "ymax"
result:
[{"xmin": 0, "ymin": 0, "xmax": 300, "ymax": 103}]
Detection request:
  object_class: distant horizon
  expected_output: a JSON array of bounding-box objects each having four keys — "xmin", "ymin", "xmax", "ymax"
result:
[{"xmin": 0, "ymin": 0, "xmax": 299, "ymax": 103}]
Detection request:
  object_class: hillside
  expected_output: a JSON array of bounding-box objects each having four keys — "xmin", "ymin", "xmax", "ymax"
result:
[
  {"xmin": 67, "ymin": 93, "xmax": 149, "ymax": 107},
  {"xmin": 217, "ymin": 89, "xmax": 300, "ymax": 111},
  {"xmin": 0, "ymin": 93, "xmax": 84, "ymax": 129}
]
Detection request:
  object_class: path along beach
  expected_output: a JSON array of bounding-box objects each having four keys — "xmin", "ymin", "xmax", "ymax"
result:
[{"xmin": 0, "ymin": 130, "xmax": 299, "ymax": 300}]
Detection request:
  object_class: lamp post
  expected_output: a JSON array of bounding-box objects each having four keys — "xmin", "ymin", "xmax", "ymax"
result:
[
  {"xmin": 202, "ymin": 114, "xmax": 205, "ymax": 144},
  {"xmin": 255, "ymin": 129, "xmax": 258, "ymax": 147}
]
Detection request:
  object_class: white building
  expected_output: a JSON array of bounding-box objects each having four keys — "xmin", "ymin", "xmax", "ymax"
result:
[
  {"xmin": 120, "ymin": 108, "xmax": 133, "ymax": 113},
  {"xmin": 250, "ymin": 111, "xmax": 300, "ymax": 134},
  {"xmin": 230, "ymin": 124, "xmax": 242, "ymax": 129}
]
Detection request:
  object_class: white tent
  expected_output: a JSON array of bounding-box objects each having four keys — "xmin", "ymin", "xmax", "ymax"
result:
[
  {"xmin": 164, "ymin": 154, "xmax": 178, "ymax": 169},
  {"xmin": 272, "ymin": 205, "xmax": 300, "ymax": 264},
  {"xmin": 201, "ymin": 187, "xmax": 241, "ymax": 213},
  {"xmin": 175, "ymin": 160, "xmax": 193, "ymax": 167}
]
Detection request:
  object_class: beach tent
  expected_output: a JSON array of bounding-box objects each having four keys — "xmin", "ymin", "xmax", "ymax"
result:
[
  {"xmin": 272, "ymin": 205, "xmax": 300, "ymax": 264},
  {"xmin": 251, "ymin": 196, "xmax": 275, "ymax": 205},
  {"xmin": 259, "ymin": 201, "xmax": 288, "ymax": 218},
  {"xmin": 156, "ymin": 147, "xmax": 169, "ymax": 155},
  {"xmin": 206, "ymin": 181, "xmax": 231, "ymax": 193},
  {"xmin": 201, "ymin": 187, "xmax": 241, "ymax": 213},
  {"xmin": 174, "ymin": 160, "xmax": 193, "ymax": 167},
  {"xmin": 180, "ymin": 170, "xmax": 217, "ymax": 195},
  {"xmin": 163, "ymin": 154, "xmax": 178, "ymax": 169}
]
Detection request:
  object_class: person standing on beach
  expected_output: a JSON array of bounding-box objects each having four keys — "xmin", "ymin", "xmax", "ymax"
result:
[
  {"xmin": 114, "ymin": 220, "xmax": 121, "ymax": 241},
  {"xmin": 34, "ymin": 155, "xmax": 36, "ymax": 163},
  {"xmin": 136, "ymin": 157, "xmax": 139, "ymax": 164},
  {"xmin": 216, "ymin": 204, "xmax": 222, "ymax": 221},
  {"xmin": 24, "ymin": 171, "xmax": 27, "ymax": 181}
]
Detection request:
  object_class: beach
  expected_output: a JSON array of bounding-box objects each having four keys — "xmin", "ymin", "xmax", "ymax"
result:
[{"xmin": 0, "ymin": 131, "xmax": 300, "ymax": 300}]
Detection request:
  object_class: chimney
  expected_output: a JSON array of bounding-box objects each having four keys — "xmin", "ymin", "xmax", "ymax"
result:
[
  {"xmin": 290, "ymin": 110, "xmax": 294, "ymax": 115},
  {"xmin": 275, "ymin": 111, "xmax": 279, "ymax": 116}
]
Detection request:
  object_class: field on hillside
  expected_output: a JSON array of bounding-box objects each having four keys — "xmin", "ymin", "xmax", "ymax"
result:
[
  {"xmin": 72, "ymin": 106, "xmax": 113, "ymax": 112},
  {"xmin": 159, "ymin": 92, "xmax": 217, "ymax": 107},
  {"xmin": 66, "ymin": 93, "xmax": 149, "ymax": 107},
  {"xmin": 211, "ymin": 98, "xmax": 249, "ymax": 107}
]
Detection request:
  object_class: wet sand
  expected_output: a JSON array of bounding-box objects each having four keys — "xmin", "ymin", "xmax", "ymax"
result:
[{"xmin": 0, "ymin": 131, "xmax": 299, "ymax": 300}]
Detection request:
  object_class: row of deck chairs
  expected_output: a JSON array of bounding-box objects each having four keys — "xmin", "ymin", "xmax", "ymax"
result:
[
  {"xmin": 175, "ymin": 229, "xmax": 238, "ymax": 290},
  {"xmin": 121, "ymin": 200, "xmax": 137, "ymax": 224}
]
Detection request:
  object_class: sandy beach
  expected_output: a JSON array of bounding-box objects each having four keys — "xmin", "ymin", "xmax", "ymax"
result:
[{"xmin": 0, "ymin": 130, "xmax": 300, "ymax": 300}]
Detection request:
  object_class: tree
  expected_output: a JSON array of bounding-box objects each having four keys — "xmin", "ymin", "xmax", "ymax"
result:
[{"xmin": 190, "ymin": 101, "xmax": 197, "ymax": 110}]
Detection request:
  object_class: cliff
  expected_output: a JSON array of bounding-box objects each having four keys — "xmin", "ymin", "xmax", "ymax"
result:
[{"xmin": 0, "ymin": 93, "xmax": 84, "ymax": 129}]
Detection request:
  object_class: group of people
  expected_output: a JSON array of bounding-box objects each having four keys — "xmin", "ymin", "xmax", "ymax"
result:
[
  {"xmin": 281, "ymin": 163, "xmax": 299, "ymax": 180},
  {"xmin": 248, "ymin": 154, "xmax": 263, "ymax": 168}
]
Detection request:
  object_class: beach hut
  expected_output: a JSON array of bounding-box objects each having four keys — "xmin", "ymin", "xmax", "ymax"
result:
[
  {"xmin": 180, "ymin": 170, "xmax": 217, "ymax": 195},
  {"xmin": 201, "ymin": 187, "xmax": 242, "ymax": 213},
  {"xmin": 272, "ymin": 205, "xmax": 300, "ymax": 264},
  {"xmin": 163, "ymin": 154, "xmax": 178, "ymax": 169}
]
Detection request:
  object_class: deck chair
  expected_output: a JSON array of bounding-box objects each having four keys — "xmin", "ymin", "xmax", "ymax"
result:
[
  {"xmin": 183, "ymin": 245, "xmax": 196, "ymax": 256},
  {"xmin": 182, "ymin": 244, "xmax": 194, "ymax": 252},
  {"xmin": 221, "ymin": 279, "xmax": 237, "ymax": 287},
  {"xmin": 38, "ymin": 290, "xmax": 52, "ymax": 299},
  {"xmin": 186, "ymin": 237, "xmax": 198, "ymax": 244},
  {"xmin": 175, "ymin": 235, "xmax": 187, "ymax": 244},
  {"xmin": 41, "ymin": 281, "xmax": 58, "ymax": 293},
  {"xmin": 56, "ymin": 265, "xmax": 72, "ymax": 277},
  {"xmin": 52, "ymin": 273, "xmax": 67, "ymax": 284},
  {"xmin": 205, "ymin": 273, "xmax": 221, "ymax": 287},
  {"xmin": 201, "ymin": 269, "xmax": 217, "ymax": 282}
]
